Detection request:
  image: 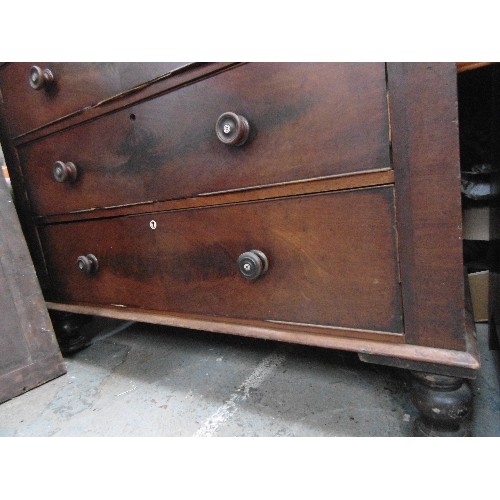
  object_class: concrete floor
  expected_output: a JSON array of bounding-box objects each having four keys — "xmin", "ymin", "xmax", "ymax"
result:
[{"xmin": 0, "ymin": 320, "xmax": 498, "ymax": 437}]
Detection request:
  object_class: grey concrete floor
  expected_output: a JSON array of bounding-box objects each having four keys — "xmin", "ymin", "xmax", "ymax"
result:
[{"xmin": 0, "ymin": 320, "xmax": 498, "ymax": 437}]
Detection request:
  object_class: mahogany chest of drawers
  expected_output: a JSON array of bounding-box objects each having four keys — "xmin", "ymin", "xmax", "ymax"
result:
[{"xmin": 0, "ymin": 62, "xmax": 480, "ymax": 435}]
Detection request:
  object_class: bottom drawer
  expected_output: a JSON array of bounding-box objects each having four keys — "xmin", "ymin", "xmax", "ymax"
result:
[{"xmin": 39, "ymin": 187, "xmax": 403, "ymax": 334}]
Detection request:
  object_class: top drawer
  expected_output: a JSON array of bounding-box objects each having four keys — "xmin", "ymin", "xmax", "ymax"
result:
[
  {"xmin": 0, "ymin": 62, "xmax": 187, "ymax": 137},
  {"xmin": 18, "ymin": 63, "xmax": 391, "ymax": 217}
]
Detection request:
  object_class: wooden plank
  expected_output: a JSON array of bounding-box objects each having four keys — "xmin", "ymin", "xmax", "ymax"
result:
[
  {"xmin": 456, "ymin": 62, "xmax": 492, "ymax": 73},
  {"xmin": 47, "ymin": 302, "xmax": 403, "ymax": 344},
  {"xmin": 0, "ymin": 176, "xmax": 65, "ymax": 404},
  {"xmin": 387, "ymin": 62, "xmax": 467, "ymax": 350},
  {"xmin": 35, "ymin": 169, "xmax": 394, "ymax": 224},
  {"xmin": 45, "ymin": 301, "xmax": 479, "ymax": 375},
  {"xmin": 0, "ymin": 354, "xmax": 66, "ymax": 403},
  {"xmin": 0, "ymin": 93, "xmax": 50, "ymax": 292}
]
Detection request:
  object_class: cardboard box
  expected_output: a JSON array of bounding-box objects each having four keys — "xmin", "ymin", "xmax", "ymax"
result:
[
  {"xmin": 463, "ymin": 206, "xmax": 490, "ymax": 240},
  {"xmin": 468, "ymin": 270, "xmax": 489, "ymax": 322}
]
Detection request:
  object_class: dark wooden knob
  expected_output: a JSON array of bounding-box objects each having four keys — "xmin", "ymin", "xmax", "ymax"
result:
[
  {"xmin": 53, "ymin": 161, "xmax": 78, "ymax": 183},
  {"xmin": 216, "ymin": 112, "xmax": 250, "ymax": 146},
  {"xmin": 237, "ymin": 250, "xmax": 268, "ymax": 280},
  {"xmin": 29, "ymin": 65, "xmax": 55, "ymax": 90},
  {"xmin": 76, "ymin": 254, "xmax": 99, "ymax": 275}
]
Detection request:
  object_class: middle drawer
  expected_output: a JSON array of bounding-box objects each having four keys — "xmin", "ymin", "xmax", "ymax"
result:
[
  {"xmin": 19, "ymin": 62, "xmax": 390, "ymax": 216},
  {"xmin": 38, "ymin": 186, "xmax": 403, "ymax": 335}
]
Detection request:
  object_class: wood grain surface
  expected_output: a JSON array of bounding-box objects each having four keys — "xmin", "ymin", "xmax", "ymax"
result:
[
  {"xmin": 388, "ymin": 63, "xmax": 466, "ymax": 350},
  {"xmin": 0, "ymin": 176, "xmax": 65, "ymax": 404},
  {"xmin": 39, "ymin": 186, "xmax": 403, "ymax": 334},
  {"xmin": 18, "ymin": 62, "xmax": 390, "ymax": 216},
  {"xmin": 45, "ymin": 301, "xmax": 479, "ymax": 375},
  {"xmin": 0, "ymin": 62, "xmax": 188, "ymax": 137},
  {"xmin": 35, "ymin": 169, "xmax": 394, "ymax": 224},
  {"xmin": 0, "ymin": 62, "xmax": 480, "ymax": 370}
]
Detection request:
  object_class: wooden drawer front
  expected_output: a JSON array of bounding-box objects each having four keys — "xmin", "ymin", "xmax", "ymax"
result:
[
  {"xmin": 39, "ymin": 187, "xmax": 403, "ymax": 334},
  {"xmin": 19, "ymin": 62, "xmax": 390, "ymax": 217},
  {"xmin": 0, "ymin": 62, "xmax": 187, "ymax": 137}
]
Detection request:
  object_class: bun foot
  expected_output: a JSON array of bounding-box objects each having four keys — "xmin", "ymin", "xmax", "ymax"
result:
[
  {"xmin": 410, "ymin": 371, "xmax": 473, "ymax": 437},
  {"xmin": 49, "ymin": 311, "xmax": 93, "ymax": 355}
]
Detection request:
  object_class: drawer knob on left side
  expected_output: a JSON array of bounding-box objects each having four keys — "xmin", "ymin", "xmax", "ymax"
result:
[
  {"xmin": 216, "ymin": 112, "xmax": 250, "ymax": 146},
  {"xmin": 237, "ymin": 250, "xmax": 268, "ymax": 280},
  {"xmin": 29, "ymin": 65, "xmax": 55, "ymax": 90},
  {"xmin": 76, "ymin": 254, "xmax": 99, "ymax": 276},
  {"xmin": 53, "ymin": 161, "xmax": 78, "ymax": 183}
]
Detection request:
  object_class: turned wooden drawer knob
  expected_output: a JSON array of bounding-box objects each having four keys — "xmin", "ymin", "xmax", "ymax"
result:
[
  {"xmin": 216, "ymin": 112, "xmax": 250, "ymax": 146},
  {"xmin": 76, "ymin": 254, "xmax": 99, "ymax": 275},
  {"xmin": 237, "ymin": 250, "xmax": 268, "ymax": 280},
  {"xmin": 29, "ymin": 65, "xmax": 55, "ymax": 90},
  {"xmin": 53, "ymin": 161, "xmax": 78, "ymax": 183}
]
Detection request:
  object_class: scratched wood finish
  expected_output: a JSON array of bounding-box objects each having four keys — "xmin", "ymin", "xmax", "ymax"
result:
[
  {"xmin": 388, "ymin": 63, "xmax": 466, "ymax": 351},
  {"xmin": 46, "ymin": 303, "xmax": 403, "ymax": 344},
  {"xmin": 0, "ymin": 177, "xmax": 65, "ymax": 404},
  {"xmin": 38, "ymin": 187, "xmax": 403, "ymax": 334},
  {"xmin": 18, "ymin": 62, "xmax": 390, "ymax": 216},
  {"xmin": 46, "ymin": 301, "xmax": 480, "ymax": 377},
  {"xmin": 0, "ymin": 62, "xmax": 190, "ymax": 137},
  {"xmin": 36, "ymin": 169, "xmax": 394, "ymax": 225}
]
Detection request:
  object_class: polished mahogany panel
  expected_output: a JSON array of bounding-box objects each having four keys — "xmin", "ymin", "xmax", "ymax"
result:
[
  {"xmin": 18, "ymin": 62, "xmax": 390, "ymax": 216},
  {"xmin": 38, "ymin": 187, "xmax": 403, "ymax": 334},
  {"xmin": 388, "ymin": 63, "xmax": 466, "ymax": 350}
]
